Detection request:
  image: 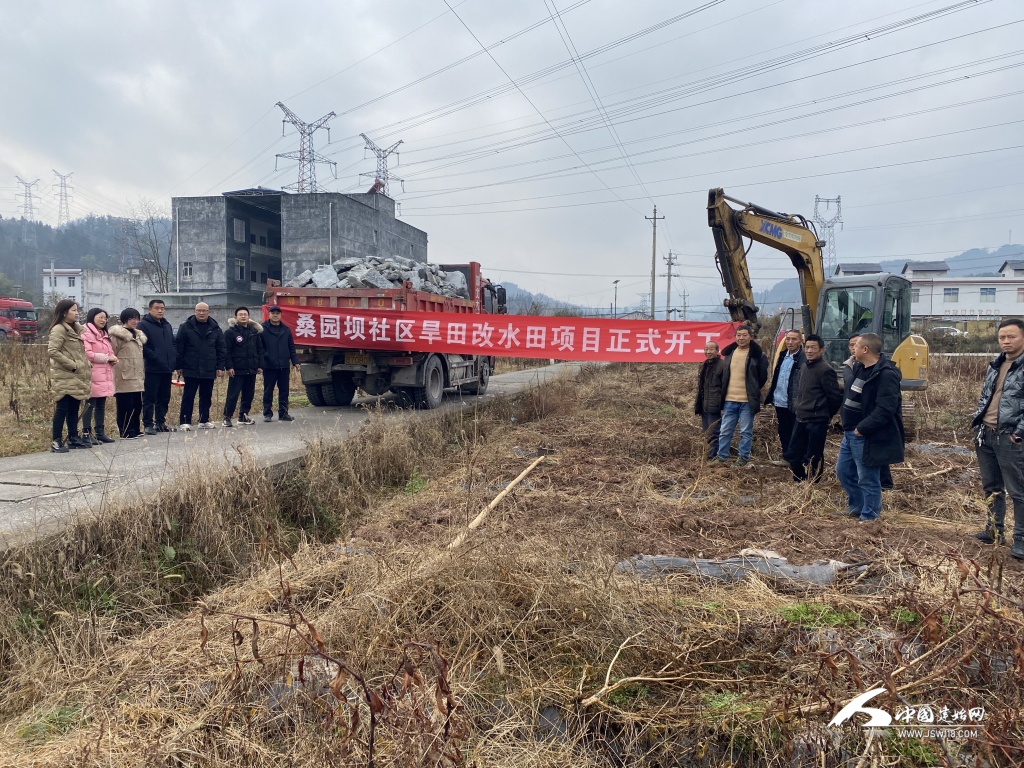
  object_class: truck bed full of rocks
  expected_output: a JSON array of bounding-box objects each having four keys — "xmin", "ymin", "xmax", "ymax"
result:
[{"xmin": 285, "ymin": 256, "xmax": 469, "ymax": 300}]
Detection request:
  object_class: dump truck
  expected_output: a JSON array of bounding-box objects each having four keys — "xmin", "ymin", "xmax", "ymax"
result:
[
  {"xmin": 264, "ymin": 261, "xmax": 507, "ymax": 409},
  {"xmin": 0, "ymin": 296, "xmax": 39, "ymax": 341}
]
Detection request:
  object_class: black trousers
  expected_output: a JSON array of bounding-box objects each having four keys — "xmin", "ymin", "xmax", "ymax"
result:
[
  {"xmin": 785, "ymin": 419, "xmax": 830, "ymax": 482},
  {"xmin": 52, "ymin": 395, "xmax": 82, "ymax": 442},
  {"xmin": 775, "ymin": 406, "xmax": 796, "ymax": 457},
  {"xmin": 976, "ymin": 426, "xmax": 1024, "ymax": 541},
  {"xmin": 224, "ymin": 374, "xmax": 256, "ymax": 418},
  {"xmin": 700, "ymin": 411, "xmax": 721, "ymax": 459},
  {"xmin": 143, "ymin": 372, "xmax": 172, "ymax": 428},
  {"xmin": 115, "ymin": 391, "xmax": 143, "ymax": 437},
  {"xmin": 180, "ymin": 377, "xmax": 215, "ymax": 424},
  {"xmin": 81, "ymin": 396, "xmax": 107, "ymax": 435},
  {"xmin": 263, "ymin": 368, "xmax": 291, "ymax": 416}
]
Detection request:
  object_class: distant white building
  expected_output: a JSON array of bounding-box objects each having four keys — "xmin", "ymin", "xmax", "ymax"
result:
[
  {"xmin": 902, "ymin": 261, "xmax": 1024, "ymax": 321},
  {"xmin": 42, "ymin": 268, "xmax": 148, "ymax": 316}
]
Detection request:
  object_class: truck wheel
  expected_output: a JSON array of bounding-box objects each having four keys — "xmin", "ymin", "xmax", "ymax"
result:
[
  {"xmin": 331, "ymin": 372, "xmax": 357, "ymax": 406},
  {"xmin": 305, "ymin": 384, "xmax": 326, "ymax": 407},
  {"xmin": 464, "ymin": 360, "xmax": 490, "ymax": 395},
  {"xmin": 0, "ymin": 330, "xmax": 7, "ymax": 343},
  {"xmin": 414, "ymin": 356, "xmax": 445, "ymax": 409}
]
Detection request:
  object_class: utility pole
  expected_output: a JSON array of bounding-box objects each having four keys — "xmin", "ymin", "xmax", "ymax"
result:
[
  {"xmin": 360, "ymin": 134, "xmax": 405, "ymax": 197},
  {"xmin": 645, "ymin": 206, "xmax": 664, "ymax": 320},
  {"xmin": 612, "ymin": 279, "xmax": 620, "ymax": 318},
  {"xmin": 53, "ymin": 170, "xmax": 73, "ymax": 228},
  {"xmin": 274, "ymin": 102, "xmax": 337, "ymax": 193},
  {"xmin": 661, "ymin": 250, "xmax": 678, "ymax": 320},
  {"xmin": 15, "ymin": 176, "xmax": 39, "ymax": 247},
  {"xmin": 813, "ymin": 195, "xmax": 843, "ymax": 276}
]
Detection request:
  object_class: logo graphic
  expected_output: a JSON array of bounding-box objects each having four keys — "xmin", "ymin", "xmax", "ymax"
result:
[
  {"xmin": 829, "ymin": 688, "xmax": 892, "ymax": 727},
  {"xmin": 758, "ymin": 219, "xmax": 783, "ymax": 240}
]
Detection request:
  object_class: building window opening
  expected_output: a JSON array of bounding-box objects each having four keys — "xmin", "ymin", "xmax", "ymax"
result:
[
  {"xmin": 236, "ymin": 259, "xmax": 246, "ymax": 281},
  {"xmin": 980, "ymin": 287, "xmax": 996, "ymax": 303},
  {"xmin": 250, "ymin": 233, "xmax": 256, "ymax": 244},
  {"xmin": 259, "ymin": 235, "xmax": 267, "ymax": 247},
  {"xmin": 234, "ymin": 218, "xmax": 246, "ymax": 243},
  {"xmin": 260, "ymin": 272, "xmax": 268, "ymax": 284},
  {"xmin": 1018, "ymin": 287, "xmax": 1024, "ymax": 303},
  {"xmin": 250, "ymin": 270, "xmax": 257, "ymax": 283},
  {"xmin": 182, "ymin": 261, "xmax": 193, "ymax": 280},
  {"xmin": 943, "ymin": 287, "xmax": 959, "ymax": 303},
  {"xmin": 67, "ymin": 276, "xmax": 76, "ymax": 287},
  {"xmin": 911, "ymin": 288, "xmax": 920, "ymax": 303}
]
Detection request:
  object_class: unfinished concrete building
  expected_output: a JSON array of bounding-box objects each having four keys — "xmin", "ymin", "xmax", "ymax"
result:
[{"xmin": 154, "ymin": 188, "xmax": 428, "ymax": 325}]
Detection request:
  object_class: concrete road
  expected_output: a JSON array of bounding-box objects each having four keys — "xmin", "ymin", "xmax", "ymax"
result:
[{"xmin": 0, "ymin": 362, "xmax": 586, "ymax": 550}]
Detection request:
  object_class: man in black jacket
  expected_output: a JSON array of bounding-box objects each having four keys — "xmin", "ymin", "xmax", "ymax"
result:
[
  {"xmin": 786, "ymin": 334, "xmax": 842, "ymax": 482},
  {"xmin": 139, "ymin": 299, "xmax": 177, "ymax": 435},
  {"xmin": 713, "ymin": 324, "xmax": 769, "ymax": 468},
  {"xmin": 694, "ymin": 341, "xmax": 725, "ymax": 459},
  {"xmin": 969, "ymin": 318, "xmax": 1024, "ymax": 559},
  {"xmin": 261, "ymin": 305, "xmax": 300, "ymax": 422},
  {"xmin": 844, "ymin": 334, "xmax": 894, "ymax": 490},
  {"xmin": 836, "ymin": 333, "xmax": 904, "ymax": 522},
  {"xmin": 174, "ymin": 302, "xmax": 226, "ymax": 430},
  {"xmin": 223, "ymin": 306, "xmax": 264, "ymax": 427},
  {"xmin": 764, "ymin": 330, "xmax": 805, "ymax": 465}
]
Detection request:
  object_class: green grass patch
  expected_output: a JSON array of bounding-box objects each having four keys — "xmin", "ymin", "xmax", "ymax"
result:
[
  {"xmin": 17, "ymin": 705, "xmax": 87, "ymax": 743},
  {"xmin": 779, "ymin": 602, "xmax": 861, "ymax": 628}
]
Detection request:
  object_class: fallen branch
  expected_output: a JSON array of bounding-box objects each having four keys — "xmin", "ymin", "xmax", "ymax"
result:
[{"xmin": 447, "ymin": 456, "xmax": 545, "ymax": 551}]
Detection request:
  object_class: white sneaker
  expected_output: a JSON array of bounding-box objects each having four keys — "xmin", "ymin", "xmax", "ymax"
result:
[
  {"xmin": 198, "ymin": 422, "xmax": 216, "ymax": 429},
  {"xmin": 179, "ymin": 423, "xmax": 193, "ymax": 432}
]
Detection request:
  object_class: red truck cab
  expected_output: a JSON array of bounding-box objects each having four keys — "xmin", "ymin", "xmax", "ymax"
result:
[{"xmin": 0, "ymin": 297, "xmax": 38, "ymax": 341}]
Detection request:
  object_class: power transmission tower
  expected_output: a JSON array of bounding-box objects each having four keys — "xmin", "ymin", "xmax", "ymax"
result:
[
  {"xmin": 661, "ymin": 250, "xmax": 678, "ymax": 320},
  {"xmin": 360, "ymin": 134, "xmax": 405, "ymax": 197},
  {"xmin": 274, "ymin": 102, "xmax": 337, "ymax": 193},
  {"xmin": 53, "ymin": 170, "xmax": 73, "ymax": 228},
  {"xmin": 15, "ymin": 176, "xmax": 39, "ymax": 246},
  {"xmin": 645, "ymin": 206, "xmax": 664, "ymax": 320},
  {"xmin": 813, "ymin": 195, "xmax": 843, "ymax": 276}
]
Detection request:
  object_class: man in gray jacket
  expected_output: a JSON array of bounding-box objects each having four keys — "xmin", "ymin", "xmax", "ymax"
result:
[{"xmin": 971, "ymin": 318, "xmax": 1024, "ymax": 559}]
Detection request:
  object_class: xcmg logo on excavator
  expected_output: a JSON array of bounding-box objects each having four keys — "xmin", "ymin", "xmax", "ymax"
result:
[{"xmin": 758, "ymin": 220, "xmax": 784, "ymax": 239}]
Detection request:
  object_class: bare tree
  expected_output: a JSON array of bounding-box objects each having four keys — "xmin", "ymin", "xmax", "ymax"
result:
[{"xmin": 122, "ymin": 198, "xmax": 173, "ymax": 293}]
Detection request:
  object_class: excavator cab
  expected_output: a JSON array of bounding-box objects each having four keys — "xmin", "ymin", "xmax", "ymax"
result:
[{"xmin": 816, "ymin": 274, "xmax": 928, "ymax": 390}]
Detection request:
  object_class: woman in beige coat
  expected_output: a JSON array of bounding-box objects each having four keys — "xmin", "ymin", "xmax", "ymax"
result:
[
  {"xmin": 47, "ymin": 299, "xmax": 93, "ymax": 452},
  {"xmin": 109, "ymin": 307, "xmax": 147, "ymax": 439}
]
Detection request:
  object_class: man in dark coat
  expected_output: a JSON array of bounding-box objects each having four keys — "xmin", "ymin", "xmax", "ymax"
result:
[
  {"xmin": 836, "ymin": 333, "xmax": 904, "ymax": 522},
  {"xmin": 139, "ymin": 299, "xmax": 177, "ymax": 435},
  {"xmin": 694, "ymin": 340, "xmax": 726, "ymax": 460},
  {"xmin": 969, "ymin": 318, "xmax": 1024, "ymax": 559},
  {"xmin": 713, "ymin": 324, "xmax": 769, "ymax": 468},
  {"xmin": 174, "ymin": 302, "xmax": 226, "ymax": 430},
  {"xmin": 786, "ymin": 334, "xmax": 842, "ymax": 482},
  {"xmin": 261, "ymin": 305, "xmax": 301, "ymax": 422},
  {"xmin": 223, "ymin": 306, "xmax": 264, "ymax": 426},
  {"xmin": 844, "ymin": 334, "xmax": 894, "ymax": 489},
  {"xmin": 764, "ymin": 329, "xmax": 805, "ymax": 465}
]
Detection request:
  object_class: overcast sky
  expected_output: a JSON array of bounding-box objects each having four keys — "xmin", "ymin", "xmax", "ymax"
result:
[{"xmin": 2, "ymin": 0, "xmax": 1022, "ymax": 315}]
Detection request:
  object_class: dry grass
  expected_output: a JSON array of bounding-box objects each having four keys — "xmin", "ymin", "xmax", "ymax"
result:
[{"xmin": 0, "ymin": 359, "xmax": 1020, "ymax": 767}]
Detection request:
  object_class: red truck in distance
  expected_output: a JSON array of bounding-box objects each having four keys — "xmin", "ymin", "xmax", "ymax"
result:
[
  {"xmin": 264, "ymin": 262, "xmax": 507, "ymax": 409},
  {"xmin": 0, "ymin": 297, "xmax": 39, "ymax": 341}
]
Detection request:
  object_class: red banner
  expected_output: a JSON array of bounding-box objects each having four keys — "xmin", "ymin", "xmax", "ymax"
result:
[{"xmin": 268, "ymin": 305, "xmax": 737, "ymax": 363}]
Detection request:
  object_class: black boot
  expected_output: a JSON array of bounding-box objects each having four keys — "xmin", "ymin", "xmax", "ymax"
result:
[
  {"xmin": 1011, "ymin": 538, "xmax": 1024, "ymax": 561},
  {"xmin": 82, "ymin": 430, "xmax": 101, "ymax": 447},
  {"xmin": 69, "ymin": 435, "xmax": 92, "ymax": 449},
  {"xmin": 95, "ymin": 432, "xmax": 116, "ymax": 444},
  {"xmin": 51, "ymin": 440, "xmax": 69, "ymax": 453}
]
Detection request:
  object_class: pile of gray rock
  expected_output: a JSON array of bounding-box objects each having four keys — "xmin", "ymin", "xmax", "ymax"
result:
[{"xmin": 285, "ymin": 255, "xmax": 469, "ymax": 299}]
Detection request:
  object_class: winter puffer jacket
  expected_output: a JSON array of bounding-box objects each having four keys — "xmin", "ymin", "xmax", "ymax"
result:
[
  {"xmin": 261, "ymin": 320, "xmax": 298, "ymax": 369},
  {"xmin": 175, "ymin": 316, "xmax": 227, "ymax": 379},
  {"xmin": 971, "ymin": 352, "xmax": 1024, "ymax": 438},
  {"xmin": 82, "ymin": 323, "xmax": 116, "ymax": 398},
  {"xmin": 48, "ymin": 322, "xmax": 93, "ymax": 401},
  {"xmin": 139, "ymin": 313, "xmax": 177, "ymax": 374},
  {"xmin": 109, "ymin": 324, "xmax": 147, "ymax": 393},
  {"xmin": 224, "ymin": 318, "xmax": 264, "ymax": 375},
  {"xmin": 719, "ymin": 341, "xmax": 769, "ymax": 414}
]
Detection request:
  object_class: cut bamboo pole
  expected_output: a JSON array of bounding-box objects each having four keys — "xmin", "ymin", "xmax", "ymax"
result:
[{"xmin": 447, "ymin": 456, "xmax": 545, "ymax": 551}]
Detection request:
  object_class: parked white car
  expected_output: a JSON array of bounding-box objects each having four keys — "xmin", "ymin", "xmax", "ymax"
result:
[{"xmin": 930, "ymin": 326, "xmax": 968, "ymax": 338}]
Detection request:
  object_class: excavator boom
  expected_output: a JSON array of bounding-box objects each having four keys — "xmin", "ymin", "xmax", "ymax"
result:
[{"xmin": 707, "ymin": 188, "xmax": 826, "ymax": 334}]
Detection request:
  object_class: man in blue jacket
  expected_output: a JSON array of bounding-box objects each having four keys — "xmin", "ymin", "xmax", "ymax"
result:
[
  {"xmin": 261, "ymin": 305, "xmax": 300, "ymax": 422},
  {"xmin": 139, "ymin": 299, "xmax": 177, "ymax": 435}
]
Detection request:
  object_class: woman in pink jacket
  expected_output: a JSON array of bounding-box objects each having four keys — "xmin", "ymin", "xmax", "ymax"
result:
[{"xmin": 81, "ymin": 308, "xmax": 119, "ymax": 444}]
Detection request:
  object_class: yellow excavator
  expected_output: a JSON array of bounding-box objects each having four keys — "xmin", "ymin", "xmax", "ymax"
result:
[{"xmin": 707, "ymin": 188, "xmax": 928, "ymax": 390}]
